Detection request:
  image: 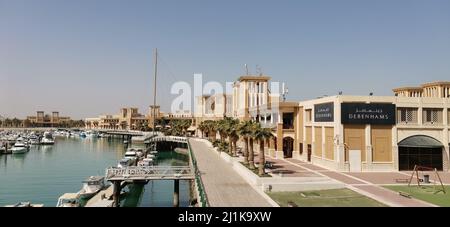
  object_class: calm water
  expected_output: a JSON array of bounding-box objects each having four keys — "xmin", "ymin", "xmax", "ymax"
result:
[{"xmin": 0, "ymin": 136, "xmax": 190, "ymax": 207}]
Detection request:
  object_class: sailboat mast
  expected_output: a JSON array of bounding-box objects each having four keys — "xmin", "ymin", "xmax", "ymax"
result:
[{"xmin": 152, "ymin": 48, "xmax": 158, "ymax": 135}]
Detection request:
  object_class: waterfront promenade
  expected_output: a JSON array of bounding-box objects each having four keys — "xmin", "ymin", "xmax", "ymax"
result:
[{"xmin": 189, "ymin": 139, "xmax": 273, "ymax": 207}]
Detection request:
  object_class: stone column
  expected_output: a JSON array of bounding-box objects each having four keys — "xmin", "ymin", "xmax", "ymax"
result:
[
  {"xmin": 276, "ymin": 123, "xmax": 284, "ymax": 159},
  {"xmin": 269, "ymin": 137, "xmax": 276, "ymax": 158},
  {"xmin": 365, "ymin": 124, "xmax": 372, "ymax": 171}
]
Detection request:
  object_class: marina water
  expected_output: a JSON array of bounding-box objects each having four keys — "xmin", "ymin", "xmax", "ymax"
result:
[{"xmin": 0, "ymin": 136, "xmax": 191, "ymax": 207}]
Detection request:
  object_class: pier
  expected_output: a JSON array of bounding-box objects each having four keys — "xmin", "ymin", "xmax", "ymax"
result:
[
  {"xmin": 189, "ymin": 139, "xmax": 273, "ymax": 207},
  {"xmin": 102, "ymin": 136, "xmax": 201, "ymax": 207}
]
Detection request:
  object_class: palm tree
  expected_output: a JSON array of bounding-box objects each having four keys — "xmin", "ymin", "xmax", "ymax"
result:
[
  {"xmin": 225, "ymin": 118, "xmax": 240, "ymax": 156},
  {"xmin": 181, "ymin": 119, "xmax": 192, "ymax": 136},
  {"xmin": 4, "ymin": 118, "xmax": 12, "ymax": 127},
  {"xmin": 217, "ymin": 119, "xmax": 228, "ymax": 143},
  {"xmin": 12, "ymin": 118, "xmax": 21, "ymax": 128},
  {"xmin": 247, "ymin": 121, "xmax": 258, "ymax": 169},
  {"xmin": 254, "ymin": 123, "xmax": 275, "ymax": 176},
  {"xmin": 238, "ymin": 120, "xmax": 253, "ymax": 164},
  {"xmin": 204, "ymin": 120, "xmax": 217, "ymax": 142},
  {"xmin": 198, "ymin": 121, "xmax": 206, "ymax": 138}
]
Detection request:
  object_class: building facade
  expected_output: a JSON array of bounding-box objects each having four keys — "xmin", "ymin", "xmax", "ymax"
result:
[
  {"xmin": 195, "ymin": 77, "xmax": 450, "ymax": 172},
  {"xmin": 85, "ymin": 107, "xmax": 149, "ymax": 131},
  {"xmin": 295, "ymin": 95, "xmax": 449, "ymax": 172},
  {"xmin": 26, "ymin": 111, "xmax": 71, "ymax": 127},
  {"xmin": 86, "ymin": 106, "xmax": 194, "ymax": 131}
]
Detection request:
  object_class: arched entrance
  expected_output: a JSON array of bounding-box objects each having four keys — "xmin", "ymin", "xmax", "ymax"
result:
[
  {"xmin": 283, "ymin": 137, "xmax": 294, "ymax": 158},
  {"xmin": 398, "ymin": 135, "xmax": 444, "ymax": 171}
]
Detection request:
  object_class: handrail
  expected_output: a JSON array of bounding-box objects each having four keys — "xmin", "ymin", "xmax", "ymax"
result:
[{"xmin": 187, "ymin": 139, "xmax": 209, "ymax": 207}]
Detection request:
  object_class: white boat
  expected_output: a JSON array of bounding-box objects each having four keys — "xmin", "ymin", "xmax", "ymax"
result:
[
  {"xmin": 127, "ymin": 148, "xmax": 144, "ymax": 158},
  {"xmin": 85, "ymin": 130, "xmax": 98, "ymax": 138},
  {"xmin": 56, "ymin": 193, "xmax": 80, "ymax": 207},
  {"xmin": 146, "ymin": 154, "xmax": 156, "ymax": 159},
  {"xmin": 149, "ymin": 150, "xmax": 158, "ymax": 155},
  {"xmin": 4, "ymin": 201, "xmax": 44, "ymax": 207},
  {"xmin": 40, "ymin": 132, "xmax": 55, "ymax": 145},
  {"xmin": 29, "ymin": 135, "xmax": 40, "ymax": 145},
  {"xmin": 124, "ymin": 150, "xmax": 137, "ymax": 159},
  {"xmin": 138, "ymin": 158, "xmax": 154, "ymax": 166},
  {"xmin": 11, "ymin": 138, "xmax": 28, "ymax": 154},
  {"xmin": 117, "ymin": 158, "xmax": 134, "ymax": 168},
  {"xmin": 78, "ymin": 176, "xmax": 106, "ymax": 199}
]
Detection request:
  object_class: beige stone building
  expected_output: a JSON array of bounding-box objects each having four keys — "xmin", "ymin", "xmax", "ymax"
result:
[
  {"xmin": 85, "ymin": 107, "xmax": 149, "ymax": 130},
  {"xmin": 195, "ymin": 78, "xmax": 450, "ymax": 172},
  {"xmin": 27, "ymin": 111, "xmax": 71, "ymax": 127},
  {"xmin": 86, "ymin": 106, "xmax": 194, "ymax": 131}
]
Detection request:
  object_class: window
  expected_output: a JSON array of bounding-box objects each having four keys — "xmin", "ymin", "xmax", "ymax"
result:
[
  {"xmin": 397, "ymin": 108, "xmax": 418, "ymax": 124},
  {"xmin": 305, "ymin": 109, "xmax": 312, "ymax": 123},
  {"xmin": 300, "ymin": 143, "xmax": 303, "ymax": 155},
  {"xmin": 423, "ymin": 108, "xmax": 443, "ymax": 125},
  {"xmin": 282, "ymin": 112, "xmax": 294, "ymax": 129},
  {"xmin": 448, "ymin": 110, "xmax": 450, "ymax": 126}
]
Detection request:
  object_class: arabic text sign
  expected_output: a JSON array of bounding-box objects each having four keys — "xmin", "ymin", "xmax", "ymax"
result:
[
  {"xmin": 314, "ymin": 102, "xmax": 334, "ymax": 122},
  {"xmin": 341, "ymin": 103, "xmax": 396, "ymax": 125}
]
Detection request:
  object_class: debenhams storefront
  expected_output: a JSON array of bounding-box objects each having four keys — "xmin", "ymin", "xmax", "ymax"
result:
[{"xmin": 297, "ymin": 95, "xmax": 450, "ymax": 172}]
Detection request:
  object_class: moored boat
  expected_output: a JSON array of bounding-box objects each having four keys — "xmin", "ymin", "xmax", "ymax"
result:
[
  {"xmin": 77, "ymin": 176, "xmax": 106, "ymax": 199},
  {"xmin": 40, "ymin": 132, "xmax": 55, "ymax": 145},
  {"xmin": 4, "ymin": 201, "xmax": 44, "ymax": 207},
  {"xmin": 56, "ymin": 193, "xmax": 80, "ymax": 207},
  {"xmin": 11, "ymin": 138, "xmax": 28, "ymax": 154},
  {"xmin": 138, "ymin": 158, "xmax": 154, "ymax": 166}
]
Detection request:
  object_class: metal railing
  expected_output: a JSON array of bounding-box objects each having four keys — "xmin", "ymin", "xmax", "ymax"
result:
[
  {"xmin": 147, "ymin": 136, "xmax": 188, "ymax": 143},
  {"xmin": 187, "ymin": 140, "xmax": 209, "ymax": 207},
  {"xmin": 105, "ymin": 166, "xmax": 194, "ymax": 181}
]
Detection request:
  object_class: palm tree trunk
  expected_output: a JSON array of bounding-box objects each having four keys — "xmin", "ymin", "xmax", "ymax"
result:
[
  {"xmin": 228, "ymin": 139, "xmax": 233, "ymax": 154},
  {"xmin": 232, "ymin": 139, "xmax": 237, "ymax": 156},
  {"xmin": 248, "ymin": 138, "xmax": 255, "ymax": 169},
  {"xmin": 243, "ymin": 137, "xmax": 249, "ymax": 164},
  {"xmin": 258, "ymin": 139, "xmax": 265, "ymax": 176}
]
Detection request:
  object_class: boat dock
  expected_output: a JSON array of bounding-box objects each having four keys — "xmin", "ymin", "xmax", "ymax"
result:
[
  {"xmin": 85, "ymin": 185, "xmax": 114, "ymax": 207},
  {"xmin": 58, "ymin": 136, "xmax": 204, "ymax": 207}
]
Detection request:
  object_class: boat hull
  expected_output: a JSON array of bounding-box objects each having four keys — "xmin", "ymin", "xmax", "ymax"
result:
[{"xmin": 11, "ymin": 147, "xmax": 27, "ymax": 154}]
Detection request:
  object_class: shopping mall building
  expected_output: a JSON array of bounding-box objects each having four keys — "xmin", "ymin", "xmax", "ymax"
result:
[{"xmin": 195, "ymin": 76, "xmax": 450, "ymax": 172}]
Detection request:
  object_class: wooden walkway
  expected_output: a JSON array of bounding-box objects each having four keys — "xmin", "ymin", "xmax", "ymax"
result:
[
  {"xmin": 85, "ymin": 185, "xmax": 114, "ymax": 207},
  {"xmin": 189, "ymin": 139, "xmax": 273, "ymax": 207}
]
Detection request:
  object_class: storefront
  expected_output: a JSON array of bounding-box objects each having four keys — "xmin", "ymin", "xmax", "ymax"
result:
[{"xmin": 398, "ymin": 135, "xmax": 444, "ymax": 171}]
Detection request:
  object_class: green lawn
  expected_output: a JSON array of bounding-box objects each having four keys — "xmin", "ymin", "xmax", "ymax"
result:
[
  {"xmin": 384, "ymin": 185, "xmax": 450, "ymax": 207},
  {"xmin": 267, "ymin": 188, "xmax": 386, "ymax": 207}
]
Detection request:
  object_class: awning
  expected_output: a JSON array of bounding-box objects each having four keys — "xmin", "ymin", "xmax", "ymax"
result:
[{"xmin": 398, "ymin": 135, "xmax": 443, "ymax": 148}]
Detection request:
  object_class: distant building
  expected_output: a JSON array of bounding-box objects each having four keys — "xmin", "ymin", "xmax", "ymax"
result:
[
  {"xmin": 26, "ymin": 111, "xmax": 71, "ymax": 127},
  {"xmin": 86, "ymin": 106, "xmax": 195, "ymax": 131},
  {"xmin": 86, "ymin": 107, "xmax": 149, "ymax": 131},
  {"xmin": 393, "ymin": 81, "xmax": 450, "ymax": 98}
]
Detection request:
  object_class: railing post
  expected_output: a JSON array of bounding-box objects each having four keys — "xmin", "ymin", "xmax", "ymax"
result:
[
  {"xmin": 112, "ymin": 181, "xmax": 121, "ymax": 207},
  {"xmin": 173, "ymin": 179, "xmax": 180, "ymax": 207}
]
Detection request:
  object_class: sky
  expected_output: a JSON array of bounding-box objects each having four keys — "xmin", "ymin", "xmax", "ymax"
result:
[{"xmin": 1, "ymin": 0, "xmax": 449, "ymax": 119}]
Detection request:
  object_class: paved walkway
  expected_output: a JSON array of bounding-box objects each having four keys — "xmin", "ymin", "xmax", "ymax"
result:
[
  {"xmin": 189, "ymin": 139, "xmax": 273, "ymax": 207},
  {"xmin": 284, "ymin": 158, "xmax": 436, "ymax": 207}
]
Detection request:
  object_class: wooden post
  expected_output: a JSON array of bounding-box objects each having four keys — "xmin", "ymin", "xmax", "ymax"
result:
[
  {"xmin": 173, "ymin": 179, "xmax": 179, "ymax": 207},
  {"xmin": 113, "ymin": 181, "xmax": 121, "ymax": 207}
]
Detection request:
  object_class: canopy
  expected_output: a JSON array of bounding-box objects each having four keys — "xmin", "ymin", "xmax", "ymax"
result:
[{"xmin": 398, "ymin": 135, "xmax": 443, "ymax": 148}]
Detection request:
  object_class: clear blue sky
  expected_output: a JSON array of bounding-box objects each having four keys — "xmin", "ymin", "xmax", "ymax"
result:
[{"xmin": 1, "ymin": 0, "xmax": 449, "ymax": 119}]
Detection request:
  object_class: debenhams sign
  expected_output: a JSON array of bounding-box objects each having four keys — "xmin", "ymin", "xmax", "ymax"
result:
[{"xmin": 341, "ymin": 103, "xmax": 396, "ymax": 125}]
